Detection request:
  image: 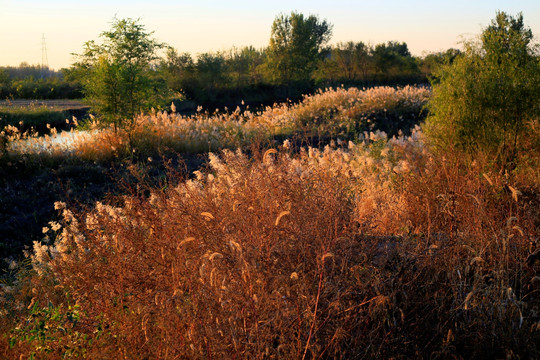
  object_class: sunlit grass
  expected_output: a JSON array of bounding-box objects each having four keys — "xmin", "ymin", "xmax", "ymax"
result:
[
  {"xmin": 1, "ymin": 85, "xmax": 538, "ymax": 358},
  {"xmin": 3, "ymin": 86, "xmax": 430, "ymax": 162}
]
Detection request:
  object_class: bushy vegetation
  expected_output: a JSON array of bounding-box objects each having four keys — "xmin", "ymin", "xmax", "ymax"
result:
[
  {"xmin": 0, "ymin": 65, "xmax": 81, "ymax": 100},
  {"xmin": 2, "ymin": 13, "xmax": 434, "ymax": 110},
  {"xmin": 0, "ymin": 11, "xmax": 538, "ymax": 360},
  {"xmin": 1, "ymin": 124, "xmax": 538, "ymax": 358},
  {"xmin": 72, "ymin": 18, "xmax": 168, "ymax": 135},
  {"xmin": 425, "ymin": 12, "xmax": 540, "ymax": 169},
  {"xmin": 266, "ymin": 12, "xmax": 332, "ymax": 85},
  {"xmin": 0, "ymin": 86, "xmax": 429, "ymax": 269},
  {"xmin": 161, "ymin": 38, "xmax": 430, "ymax": 109},
  {"xmin": 1, "ymin": 81, "xmax": 538, "ymax": 358},
  {"xmin": 1, "ymin": 86, "xmax": 429, "ymax": 162}
]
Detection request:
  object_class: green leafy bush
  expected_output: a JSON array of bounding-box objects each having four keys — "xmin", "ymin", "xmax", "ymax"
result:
[
  {"xmin": 425, "ymin": 12, "xmax": 540, "ymax": 167},
  {"xmin": 73, "ymin": 18, "xmax": 168, "ymax": 137}
]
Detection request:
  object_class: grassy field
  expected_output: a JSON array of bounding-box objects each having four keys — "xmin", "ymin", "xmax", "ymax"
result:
[{"xmin": 0, "ymin": 86, "xmax": 538, "ymax": 359}]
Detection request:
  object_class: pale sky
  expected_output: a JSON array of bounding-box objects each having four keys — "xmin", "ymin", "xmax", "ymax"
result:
[{"xmin": 1, "ymin": 0, "xmax": 539, "ymax": 70}]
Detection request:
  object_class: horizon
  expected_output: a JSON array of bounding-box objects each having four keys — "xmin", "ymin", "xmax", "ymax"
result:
[{"xmin": 1, "ymin": 0, "xmax": 539, "ymax": 70}]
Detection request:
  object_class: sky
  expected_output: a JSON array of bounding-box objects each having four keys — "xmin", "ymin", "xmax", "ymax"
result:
[{"xmin": 1, "ymin": 0, "xmax": 539, "ymax": 70}]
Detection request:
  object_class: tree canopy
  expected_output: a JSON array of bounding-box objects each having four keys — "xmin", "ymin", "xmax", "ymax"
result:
[
  {"xmin": 267, "ymin": 12, "xmax": 332, "ymax": 84},
  {"xmin": 73, "ymin": 17, "xmax": 167, "ymax": 133}
]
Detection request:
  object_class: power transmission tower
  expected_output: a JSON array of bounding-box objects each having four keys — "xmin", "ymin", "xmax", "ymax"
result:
[{"xmin": 41, "ymin": 33, "xmax": 49, "ymax": 78}]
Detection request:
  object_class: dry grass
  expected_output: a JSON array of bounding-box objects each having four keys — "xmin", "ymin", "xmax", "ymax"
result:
[
  {"xmin": 289, "ymin": 85, "xmax": 429, "ymax": 138},
  {"xmin": 1, "ymin": 87, "xmax": 538, "ymax": 359},
  {"xmin": 2, "ymin": 126, "xmax": 539, "ymax": 358},
  {"xmin": 3, "ymin": 86, "xmax": 429, "ymax": 162}
]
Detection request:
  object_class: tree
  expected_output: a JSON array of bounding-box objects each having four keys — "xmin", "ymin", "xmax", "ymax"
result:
[
  {"xmin": 420, "ymin": 48, "xmax": 462, "ymax": 77},
  {"xmin": 225, "ymin": 46, "xmax": 266, "ymax": 86},
  {"xmin": 372, "ymin": 41, "xmax": 419, "ymax": 78},
  {"xmin": 196, "ymin": 52, "xmax": 228, "ymax": 90},
  {"xmin": 0, "ymin": 69, "xmax": 10, "ymax": 98},
  {"xmin": 425, "ymin": 12, "xmax": 540, "ymax": 167},
  {"xmin": 313, "ymin": 41, "xmax": 373, "ymax": 84},
  {"xmin": 161, "ymin": 47, "xmax": 195, "ymax": 94},
  {"xmin": 73, "ymin": 17, "xmax": 167, "ymax": 135},
  {"xmin": 332, "ymin": 41, "xmax": 372, "ymax": 81},
  {"xmin": 267, "ymin": 12, "xmax": 332, "ymax": 84},
  {"xmin": 0, "ymin": 69, "xmax": 10, "ymax": 84}
]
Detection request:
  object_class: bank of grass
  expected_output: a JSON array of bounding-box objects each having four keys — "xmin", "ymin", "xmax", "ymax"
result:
[
  {"xmin": 0, "ymin": 100, "xmax": 89, "ymax": 137},
  {"xmin": 2, "ymin": 86, "xmax": 429, "ymax": 164},
  {"xmin": 0, "ymin": 86, "xmax": 430, "ymax": 267},
  {"xmin": 1, "ymin": 126, "xmax": 539, "ymax": 358},
  {"xmin": 0, "ymin": 106, "xmax": 68, "ymax": 134},
  {"xmin": 1, "ymin": 86, "xmax": 538, "ymax": 358}
]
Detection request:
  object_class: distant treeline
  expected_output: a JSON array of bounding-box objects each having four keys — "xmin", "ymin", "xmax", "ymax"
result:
[
  {"xmin": 157, "ymin": 43, "xmax": 460, "ymax": 108},
  {"xmin": 0, "ymin": 63, "xmax": 82, "ymax": 99},
  {"xmin": 1, "ymin": 45, "xmax": 461, "ymax": 108}
]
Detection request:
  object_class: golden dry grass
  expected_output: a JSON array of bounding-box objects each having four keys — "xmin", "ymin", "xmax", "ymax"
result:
[
  {"xmin": 3, "ymin": 86, "xmax": 429, "ymax": 162},
  {"xmin": 1, "ymin": 87, "xmax": 538, "ymax": 359}
]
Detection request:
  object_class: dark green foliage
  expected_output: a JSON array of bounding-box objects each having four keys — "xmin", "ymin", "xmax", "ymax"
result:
[
  {"xmin": 224, "ymin": 46, "xmax": 266, "ymax": 86},
  {"xmin": 323, "ymin": 41, "xmax": 372, "ymax": 82},
  {"xmin": 372, "ymin": 41, "xmax": 420, "ymax": 78},
  {"xmin": 161, "ymin": 48, "xmax": 195, "ymax": 96},
  {"xmin": 1, "ymin": 15, "xmax": 452, "ymax": 109},
  {"xmin": 420, "ymin": 48, "xmax": 462, "ymax": 76},
  {"xmin": 314, "ymin": 41, "xmax": 426, "ymax": 87},
  {"xmin": 1, "ymin": 77, "xmax": 81, "ymax": 100},
  {"xmin": 0, "ymin": 69, "xmax": 9, "ymax": 82},
  {"xmin": 425, "ymin": 12, "xmax": 540, "ymax": 167},
  {"xmin": 161, "ymin": 47, "xmax": 307, "ymax": 109},
  {"xmin": 196, "ymin": 52, "xmax": 229, "ymax": 90},
  {"xmin": 267, "ymin": 12, "xmax": 332, "ymax": 85},
  {"xmin": 0, "ymin": 65, "xmax": 81, "ymax": 100},
  {"xmin": 1, "ymin": 63, "xmax": 54, "ymax": 80}
]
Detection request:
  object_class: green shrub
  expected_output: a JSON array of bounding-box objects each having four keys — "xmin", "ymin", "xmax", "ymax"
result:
[
  {"xmin": 73, "ymin": 18, "xmax": 168, "ymax": 137},
  {"xmin": 425, "ymin": 12, "xmax": 540, "ymax": 168}
]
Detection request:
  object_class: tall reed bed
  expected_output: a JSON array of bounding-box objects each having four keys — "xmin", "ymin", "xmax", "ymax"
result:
[
  {"xmin": 3, "ymin": 86, "xmax": 429, "ymax": 162},
  {"xmin": 2, "ymin": 126, "xmax": 538, "ymax": 358}
]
